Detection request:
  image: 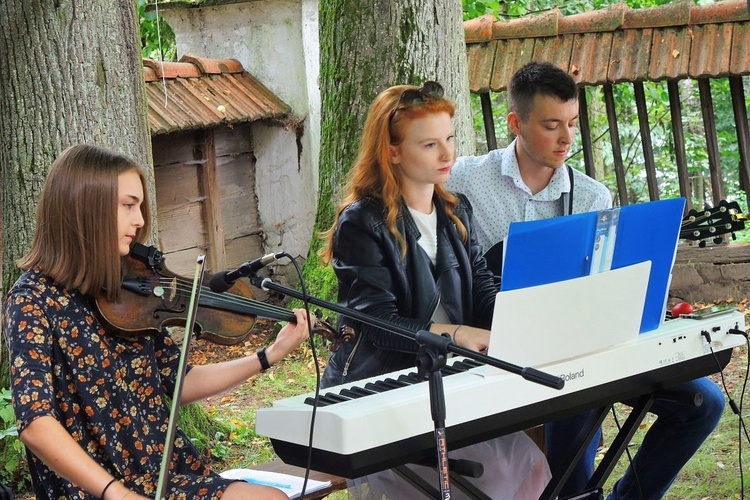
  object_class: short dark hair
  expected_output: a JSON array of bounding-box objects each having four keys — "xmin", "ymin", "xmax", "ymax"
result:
[{"xmin": 507, "ymin": 61, "xmax": 578, "ymax": 121}]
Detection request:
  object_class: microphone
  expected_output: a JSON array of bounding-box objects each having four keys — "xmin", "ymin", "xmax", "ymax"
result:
[{"xmin": 209, "ymin": 252, "xmax": 283, "ymax": 293}]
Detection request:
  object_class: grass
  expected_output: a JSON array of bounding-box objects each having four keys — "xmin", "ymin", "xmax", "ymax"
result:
[
  {"xmin": 197, "ymin": 346, "xmax": 322, "ymax": 469},
  {"xmin": 600, "ymin": 343, "xmax": 749, "ymax": 499}
]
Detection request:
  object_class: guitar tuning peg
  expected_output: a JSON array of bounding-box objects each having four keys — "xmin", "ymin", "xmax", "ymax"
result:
[
  {"xmin": 732, "ymin": 233, "xmax": 737, "ymax": 240},
  {"xmin": 699, "ymin": 240, "xmax": 707, "ymax": 248},
  {"xmin": 713, "ymin": 236, "xmax": 723, "ymax": 244}
]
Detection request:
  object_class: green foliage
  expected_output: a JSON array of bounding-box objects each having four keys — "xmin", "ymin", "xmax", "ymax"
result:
[
  {"xmin": 462, "ymin": 0, "xmax": 678, "ymax": 21},
  {"xmin": 137, "ymin": 0, "xmax": 177, "ymax": 61},
  {"xmin": 199, "ymin": 358, "xmax": 321, "ymax": 468},
  {"xmin": 462, "ymin": 0, "xmax": 503, "ymax": 20},
  {"xmin": 178, "ymin": 402, "xmax": 231, "ymax": 457},
  {"xmin": 300, "ymin": 258, "xmax": 338, "ymax": 305},
  {"xmin": 0, "ymin": 388, "xmax": 29, "ymax": 490}
]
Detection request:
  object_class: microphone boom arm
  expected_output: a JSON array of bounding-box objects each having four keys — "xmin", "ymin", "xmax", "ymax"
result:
[{"xmin": 250, "ymin": 275, "xmax": 563, "ymax": 390}]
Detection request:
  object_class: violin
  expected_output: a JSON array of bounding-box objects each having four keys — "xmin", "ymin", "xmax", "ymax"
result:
[{"xmin": 95, "ymin": 243, "xmax": 350, "ymax": 348}]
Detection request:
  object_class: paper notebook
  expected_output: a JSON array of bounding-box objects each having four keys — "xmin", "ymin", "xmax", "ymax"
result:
[
  {"xmin": 220, "ymin": 468, "xmax": 331, "ymax": 499},
  {"xmin": 487, "ymin": 261, "xmax": 650, "ymax": 369}
]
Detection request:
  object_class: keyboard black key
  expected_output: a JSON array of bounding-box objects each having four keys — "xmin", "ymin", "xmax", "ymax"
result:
[
  {"xmin": 304, "ymin": 396, "xmax": 333, "ymax": 407},
  {"xmin": 303, "ymin": 358, "xmax": 485, "ymax": 407},
  {"xmin": 323, "ymin": 392, "xmax": 352, "ymax": 403}
]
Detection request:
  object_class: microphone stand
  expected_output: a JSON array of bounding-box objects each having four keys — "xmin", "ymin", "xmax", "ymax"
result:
[{"xmin": 249, "ymin": 274, "xmax": 563, "ymax": 499}]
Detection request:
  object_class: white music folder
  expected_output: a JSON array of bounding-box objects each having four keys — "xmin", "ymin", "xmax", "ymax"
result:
[{"xmin": 485, "ymin": 261, "xmax": 651, "ymax": 373}]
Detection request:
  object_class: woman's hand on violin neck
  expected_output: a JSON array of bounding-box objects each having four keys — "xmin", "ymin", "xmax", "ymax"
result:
[{"xmin": 266, "ymin": 308, "xmax": 311, "ymax": 365}]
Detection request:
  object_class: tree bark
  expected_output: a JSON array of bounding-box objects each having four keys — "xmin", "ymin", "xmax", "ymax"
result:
[
  {"xmin": 309, "ymin": 0, "xmax": 472, "ymax": 297},
  {"xmin": 0, "ymin": 0, "xmax": 153, "ymax": 390}
]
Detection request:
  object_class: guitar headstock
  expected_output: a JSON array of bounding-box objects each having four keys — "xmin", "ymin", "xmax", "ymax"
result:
[{"xmin": 681, "ymin": 200, "xmax": 748, "ymax": 246}]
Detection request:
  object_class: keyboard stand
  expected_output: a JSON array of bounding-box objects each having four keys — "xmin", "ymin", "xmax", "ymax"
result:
[
  {"xmin": 544, "ymin": 406, "xmax": 611, "ymax": 499},
  {"xmin": 587, "ymin": 394, "xmax": 655, "ymax": 492},
  {"xmin": 393, "ymin": 465, "xmax": 444, "ymax": 498},
  {"xmin": 450, "ymin": 470, "xmax": 493, "ymax": 500},
  {"xmin": 546, "ymin": 388, "xmax": 702, "ymax": 500},
  {"xmin": 392, "ymin": 465, "xmax": 492, "ymax": 500}
]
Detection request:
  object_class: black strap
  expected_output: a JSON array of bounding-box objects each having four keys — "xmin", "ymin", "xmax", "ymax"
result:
[
  {"xmin": 560, "ymin": 164, "xmax": 574, "ymax": 216},
  {"xmin": 257, "ymin": 346, "xmax": 271, "ymax": 371}
]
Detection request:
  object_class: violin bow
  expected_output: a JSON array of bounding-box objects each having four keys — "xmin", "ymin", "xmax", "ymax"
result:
[{"xmin": 155, "ymin": 254, "xmax": 206, "ymax": 499}]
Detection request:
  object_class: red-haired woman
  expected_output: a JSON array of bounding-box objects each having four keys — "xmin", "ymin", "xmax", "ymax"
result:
[
  {"xmin": 319, "ymin": 83, "xmax": 550, "ymax": 498},
  {"xmin": 5, "ymin": 144, "xmax": 309, "ymax": 499}
]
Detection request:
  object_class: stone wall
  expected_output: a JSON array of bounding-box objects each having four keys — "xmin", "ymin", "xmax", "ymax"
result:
[{"xmin": 670, "ymin": 243, "xmax": 750, "ymax": 303}]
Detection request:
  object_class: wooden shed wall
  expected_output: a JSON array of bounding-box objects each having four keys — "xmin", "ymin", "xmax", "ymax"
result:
[{"xmin": 152, "ymin": 124, "xmax": 263, "ymax": 276}]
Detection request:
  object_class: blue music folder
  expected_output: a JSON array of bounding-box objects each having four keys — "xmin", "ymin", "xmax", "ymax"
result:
[{"xmin": 500, "ymin": 198, "xmax": 685, "ymax": 333}]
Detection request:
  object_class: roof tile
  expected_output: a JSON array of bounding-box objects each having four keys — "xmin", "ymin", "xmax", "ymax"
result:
[
  {"xmin": 464, "ymin": 14, "xmax": 495, "ymax": 44},
  {"xmin": 180, "ymin": 54, "xmax": 244, "ymax": 74},
  {"xmin": 689, "ymin": 23, "xmax": 735, "ymax": 78},
  {"xmin": 609, "ymin": 28, "xmax": 654, "ymax": 83},
  {"xmin": 730, "ymin": 22, "xmax": 750, "ymax": 74},
  {"xmin": 144, "ymin": 54, "xmax": 290, "ymax": 135},
  {"xmin": 143, "ymin": 60, "xmax": 202, "ymax": 80},
  {"xmin": 648, "ymin": 26, "xmax": 692, "ymax": 81},
  {"xmin": 623, "ymin": 0, "xmax": 691, "ymax": 29},
  {"xmin": 558, "ymin": 3, "xmax": 627, "ymax": 35},
  {"xmin": 570, "ymin": 32, "xmax": 615, "ymax": 85},
  {"xmin": 466, "ymin": 41, "xmax": 497, "ymax": 93},
  {"xmin": 691, "ymin": 0, "xmax": 750, "ymax": 24},
  {"xmin": 492, "ymin": 9, "xmax": 560, "ymax": 39},
  {"xmin": 465, "ymin": 0, "xmax": 750, "ymax": 91},
  {"xmin": 489, "ymin": 38, "xmax": 535, "ymax": 91},
  {"xmin": 531, "ymin": 36, "xmax": 574, "ymax": 74}
]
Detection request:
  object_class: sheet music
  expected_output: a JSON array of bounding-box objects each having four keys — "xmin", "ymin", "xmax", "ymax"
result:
[
  {"xmin": 590, "ymin": 208, "xmax": 619, "ymax": 274},
  {"xmin": 220, "ymin": 469, "xmax": 331, "ymax": 499}
]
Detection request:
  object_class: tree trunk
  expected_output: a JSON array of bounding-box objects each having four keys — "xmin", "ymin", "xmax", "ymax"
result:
[
  {"xmin": 308, "ymin": 0, "xmax": 472, "ymax": 299},
  {"xmin": 0, "ymin": 0, "xmax": 152, "ymax": 399}
]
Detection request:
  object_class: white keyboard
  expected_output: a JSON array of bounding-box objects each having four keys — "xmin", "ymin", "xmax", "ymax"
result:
[{"xmin": 256, "ymin": 311, "xmax": 746, "ymax": 478}]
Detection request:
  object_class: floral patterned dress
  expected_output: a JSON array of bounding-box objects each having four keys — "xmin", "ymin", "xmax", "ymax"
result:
[{"xmin": 5, "ymin": 269, "xmax": 235, "ymax": 499}]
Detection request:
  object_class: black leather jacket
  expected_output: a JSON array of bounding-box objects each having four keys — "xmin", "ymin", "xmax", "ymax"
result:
[{"xmin": 320, "ymin": 193, "xmax": 497, "ymax": 388}]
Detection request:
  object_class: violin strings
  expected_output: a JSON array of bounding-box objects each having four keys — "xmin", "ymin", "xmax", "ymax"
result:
[{"xmin": 153, "ymin": 278, "xmax": 293, "ymax": 320}]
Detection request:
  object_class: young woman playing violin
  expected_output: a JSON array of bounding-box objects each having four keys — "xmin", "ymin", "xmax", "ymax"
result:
[{"xmin": 4, "ymin": 144, "xmax": 309, "ymax": 499}]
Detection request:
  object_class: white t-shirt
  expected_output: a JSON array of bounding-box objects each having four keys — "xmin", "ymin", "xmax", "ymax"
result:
[
  {"xmin": 407, "ymin": 205, "xmax": 438, "ymax": 264},
  {"xmin": 407, "ymin": 205, "xmax": 450, "ymax": 324}
]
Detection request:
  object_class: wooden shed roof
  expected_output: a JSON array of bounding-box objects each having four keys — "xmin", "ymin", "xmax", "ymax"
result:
[
  {"xmin": 464, "ymin": 0, "xmax": 750, "ymax": 92},
  {"xmin": 144, "ymin": 54, "xmax": 290, "ymax": 135}
]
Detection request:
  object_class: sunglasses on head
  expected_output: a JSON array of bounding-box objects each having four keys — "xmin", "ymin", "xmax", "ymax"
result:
[{"xmin": 389, "ymin": 81, "xmax": 445, "ymax": 122}]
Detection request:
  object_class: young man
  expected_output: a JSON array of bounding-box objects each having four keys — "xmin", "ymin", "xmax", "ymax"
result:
[{"xmin": 445, "ymin": 61, "xmax": 726, "ymax": 499}]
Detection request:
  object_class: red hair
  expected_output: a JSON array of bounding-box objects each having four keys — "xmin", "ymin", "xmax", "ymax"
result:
[{"xmin": 320, "ymin": 84, "xmax": 467, "ymax": 264}]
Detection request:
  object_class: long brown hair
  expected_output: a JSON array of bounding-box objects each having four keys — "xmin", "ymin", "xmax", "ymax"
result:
[
  {"xmin": 18, "ymin": 144, "xmax": 152, "ymax": 300},
  {"xmin": 319, "ymin": 84, "xmax": 467, "ymax": 265}
]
